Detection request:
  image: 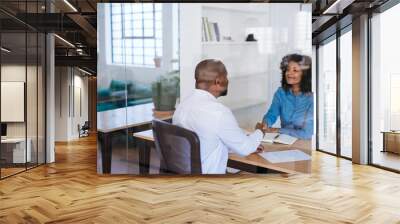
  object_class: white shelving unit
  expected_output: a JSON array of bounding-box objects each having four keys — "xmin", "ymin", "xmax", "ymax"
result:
[
  {"xmin": 202, "ymin": 3, "xmax": 269, "ymax": 14},
  {"xmin": 199, "ymin": 4, "xmax": 270, "ymax": 112},
  {"xmin": 228, "ymin": 72, "xmax": 266, "ymax": 79},
  {"xmin": 202, "ymin": 41, "xmax": 258, "ymax": 46},
  {"xmin": 221, "ymin": 99, "xmax": 267, "ymax": 111}
]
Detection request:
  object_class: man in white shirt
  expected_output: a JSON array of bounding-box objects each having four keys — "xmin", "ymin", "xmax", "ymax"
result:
[{"xmin": 173, "ymin": 59, "xmax": 266, "ymax": 174}]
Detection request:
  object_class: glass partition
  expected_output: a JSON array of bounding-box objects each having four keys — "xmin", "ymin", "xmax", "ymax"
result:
[
  {"xmin": 0, "ymin": 1, "xmax": 46, "ymax": 179},
  {"xmin": 97, "ymin": 3, "xmax": 312, "ymax": 175},
  {"xmin": 370, "ymin": 4, "xmax": 400, "ymax": 171},
  {"xmin": 1, "ymin": 31, "xmax": 28, "ymax": 177}
]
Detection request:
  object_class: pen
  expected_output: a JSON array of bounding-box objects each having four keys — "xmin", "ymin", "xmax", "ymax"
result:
[{"xmin": 273, "ymin": 134, "xmax": 280, "ymax": 140}]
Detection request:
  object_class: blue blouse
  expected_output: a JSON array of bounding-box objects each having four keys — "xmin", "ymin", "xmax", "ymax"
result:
[{"xmin": 263, "ymin": 87, "xmax": 314, "ymax": 140}]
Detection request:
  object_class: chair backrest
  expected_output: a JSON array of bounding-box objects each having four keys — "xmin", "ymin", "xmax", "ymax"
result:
[
  {"xmin": 152, "ymin": 119, "xmax": 202, "ymax": 174},
  {"xmin": 82, "ymin": 121, "xmax": 90, "ymax": 129}
]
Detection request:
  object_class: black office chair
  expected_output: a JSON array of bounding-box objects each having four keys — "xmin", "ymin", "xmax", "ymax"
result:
[
  {"xmin": 78, "ymin": 121, "xmax": 90, "ymax": 138},
  {"xmin": 152, "ymin": 119, "xmax": 202, "ymax": 174}
]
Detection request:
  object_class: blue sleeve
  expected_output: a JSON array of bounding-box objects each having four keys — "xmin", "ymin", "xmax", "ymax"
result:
[
  {"xmin": 279, "ymin": 100, "xmax": 314, "ymax": 140},
  {"xmin": 263, "ymin": 89, "xmax": 281, "ymax": 127}
]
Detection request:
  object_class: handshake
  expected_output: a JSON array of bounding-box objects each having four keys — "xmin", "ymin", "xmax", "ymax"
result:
[
  {"xmin": 254, "ymin": 122, "xmax": 279, "ymax": 153},
  {"xmin": 255, "ymin": 122, "xmax": 279, "ymax": 135}
]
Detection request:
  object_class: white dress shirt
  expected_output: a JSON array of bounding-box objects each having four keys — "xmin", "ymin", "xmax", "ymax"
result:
[{"xmin": 173, "ymin": 89, "xmax": 264, "ymax": 174}]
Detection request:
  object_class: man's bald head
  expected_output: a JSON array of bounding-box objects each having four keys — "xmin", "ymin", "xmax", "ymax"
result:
[
  {"xmin": 194, "ymin": 59, "xmax": 229, "ymax": 98},
  {"xmin": 195, "ymin": 59, "xmax": 227, "ymax": 89}
]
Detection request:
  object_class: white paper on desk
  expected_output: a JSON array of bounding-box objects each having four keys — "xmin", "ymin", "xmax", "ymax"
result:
[
  {"xmin": 273, "ymin": 134, "xmax": 297, "ymax": 145},
  {"xmin": 261, "ymin": 133, "xmax": 279, "ymax": 143},
  {"xmin": 261, "ymin": 133, "xmax": 297, "ymax": 145},
  {"xmin": 259, "ymin": 149, "xmax": 311, "ymax": 163}
]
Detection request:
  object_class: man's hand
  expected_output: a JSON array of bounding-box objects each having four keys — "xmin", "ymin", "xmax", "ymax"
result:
[{"xmin": 256, "ymin": 144, "xmax": 264, "ymax": 153}]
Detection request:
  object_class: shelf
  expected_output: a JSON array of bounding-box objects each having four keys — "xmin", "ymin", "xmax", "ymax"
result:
[
  {"xmin": 202, "ymin": 41, "xmax": 258, "ymax": 46},
  {"xmin": 229, "ymin": 72, "xmax": 266, "ymax": 80},
  {"xmin": 202, "ymin": 3, "xmax": 268, "ymax": 14},
  {"xmin": 221, "ymin": 99, "xmax": 266, "ymax": 110}
]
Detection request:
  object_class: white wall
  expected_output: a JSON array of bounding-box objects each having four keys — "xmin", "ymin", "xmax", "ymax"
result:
[
  {"xmin": 1, "ymin": 65, "xmax": 37, "ymax": 137},
  {"xmin": 55, "ymin": 67, "xmax": 89, "ymax": 141},
  {"xmin": 1, "ymin": 63, "xmax": 46, "ymax": 163},
  {"xmin": 179, "ymin": 3, "xmax": 312, "ymax": 129}
]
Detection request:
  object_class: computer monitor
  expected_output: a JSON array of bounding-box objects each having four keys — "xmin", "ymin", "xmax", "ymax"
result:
[{"xmin": 1, "ymin": 123, "xmax": 7, "ymax": 137}]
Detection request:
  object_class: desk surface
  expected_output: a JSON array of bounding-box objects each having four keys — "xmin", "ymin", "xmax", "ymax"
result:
[
  {"xmin": 1, "ymin": 138, "xmax": 28, "ymax": 143},
  {"xmin": 97, "ymin": 103, "xmax": 172, "ymax": 133},
  {"xmin": 133, "ymin": 130, "xmax": 311, "ymax": 174},
  {"xmin": 381, "ymin": 131, "xmax": 400, "ymax": 134}
]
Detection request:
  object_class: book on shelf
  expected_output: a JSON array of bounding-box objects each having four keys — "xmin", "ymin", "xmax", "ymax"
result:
[
  {"xmin": 207, "ymin": 19, "xmax": 214, "ymax": 41},
  {"xmin": 201, "ymin": 17, "xmax": 220, "ymax": 42},
  {"xmin": 202, "ymin": 17, "xmax": 208, "ymax": 41},
  {"xmin": 213, "ymin": 22, "xmax": 220, "ymax": 41}
]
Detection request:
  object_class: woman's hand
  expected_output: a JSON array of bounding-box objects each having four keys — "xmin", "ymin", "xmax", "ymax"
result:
[
  {"xmin": 265, "ymin": 128, "xmax": 280, "ymax": 133},
  {"xmin": 256, "ymin": 121, "xmax": 280, "ymax": 133}
]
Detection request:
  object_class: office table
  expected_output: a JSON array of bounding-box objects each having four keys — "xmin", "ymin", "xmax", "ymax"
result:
[
  {"xmin": 97, "ymin": 103, "xmax": 172, "ymax": 174},
  {"xmin": 381, "ymin": 131, "xmax": 400, "ymax": 154},
  {"xmin": 133, "ymin": 130, "xmax": 311, "ymax": 175},
  {"xmin": 1, "ymin": 138, "xmax": 32, "ymax": 166}
]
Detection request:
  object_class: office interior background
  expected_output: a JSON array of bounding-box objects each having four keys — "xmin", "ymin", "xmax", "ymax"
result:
[
  {"xmin": 1, "ymin": 0, "xmax": 399, "ymax": 177},
  {"xmin": 0, "ymin": 0, "xmax": 400, "ymax": 222}
]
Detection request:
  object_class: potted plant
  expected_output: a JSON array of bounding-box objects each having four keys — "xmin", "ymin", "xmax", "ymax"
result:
[{"xmin": 152, "ymin": 70, "xmax": 180, "ymax": 117}]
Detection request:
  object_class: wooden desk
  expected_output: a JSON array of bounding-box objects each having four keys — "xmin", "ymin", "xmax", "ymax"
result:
[
  {"xmin": 97, "ymin": 103, "xmax": 172, "ymax": 174},
  {"xmin": 382, "ymin": 131, "xmax": 400, "ymax": 154},
  {"xmin": 133, "ymin": 130, "xmax": 311, "ymax": 174},
  {"xmin": 1, "ymin": 138, "xmax": 32, "ymax": 165}
]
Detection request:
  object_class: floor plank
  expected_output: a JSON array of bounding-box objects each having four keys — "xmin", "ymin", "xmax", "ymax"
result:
[{"xmin": 0, "ymin": 135, "xmax": 400, "ymax": 223}]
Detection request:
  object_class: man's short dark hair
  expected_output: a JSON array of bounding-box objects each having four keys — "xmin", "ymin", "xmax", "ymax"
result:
[{"xmin": 195, "ymin": 59, "xmax": 227, "ymax": 87}]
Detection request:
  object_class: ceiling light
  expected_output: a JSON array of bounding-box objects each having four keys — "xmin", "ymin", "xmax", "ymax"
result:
[
  {"xmin": 322, "ymin": 0, "xmax": 355, "ymax": 15},
  {"xmin": 63, "ymin": 0, "xmax": 78, "ymax": 12},
  {"xmin": 54, "ymin": 34, "xmax": 75, "ymax": 48},
  {"xmin": 323, "ymin": 0, "xmax": 342, "ymax": 14},
  {"xmin": 1, "ymin": 47, "xmax": 11, "ymax": 53},
  {"xmin": 78, "ymin": 67, "xmax": 93, "ymax": 76}
]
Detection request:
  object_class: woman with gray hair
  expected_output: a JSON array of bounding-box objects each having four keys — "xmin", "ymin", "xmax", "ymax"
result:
[{"xmin": 262, "ymin": 54, "xmax": 314, "ymax": 140}]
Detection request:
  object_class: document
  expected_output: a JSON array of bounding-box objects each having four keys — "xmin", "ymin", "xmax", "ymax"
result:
[
  {"xmin": 262, "ymin": 133, "xmax": 298, "ymax": 145},
  {"xmin": 259, "ymin": 149, "xmax": 311, "ymax": 163}
]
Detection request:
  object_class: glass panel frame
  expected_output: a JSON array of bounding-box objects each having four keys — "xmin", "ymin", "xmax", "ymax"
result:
[{"xmin": 317, "ymin": 35, "xmax": 338, "ymax": 155}]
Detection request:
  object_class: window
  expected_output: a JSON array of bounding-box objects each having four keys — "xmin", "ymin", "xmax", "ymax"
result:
[
  {"xmin": 371, "ymin": 3, "xmax": 400, "ymax": 171},
  {"xmin": 317, "ymin": 37, "xmax": 337, "ymax": 155},
  {"xmin": 111, "ymin": 3, "xmax": 162, "ymax": 67},
  {"xmin": 390, "ymin": 74, "xmax": 400, "ymax": 130},
  {"xmin": 339, "ymin": 28, "xmax": 352, "ymax": 158}
]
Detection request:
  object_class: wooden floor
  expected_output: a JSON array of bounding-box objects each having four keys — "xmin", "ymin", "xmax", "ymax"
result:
[
  {"xmin": 1, "ymin": 135, "xmax": 400, "ymax": 223},
  {"xmin": 372, "ymin": 150, "xmax": 400, "ymax": 171}
]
